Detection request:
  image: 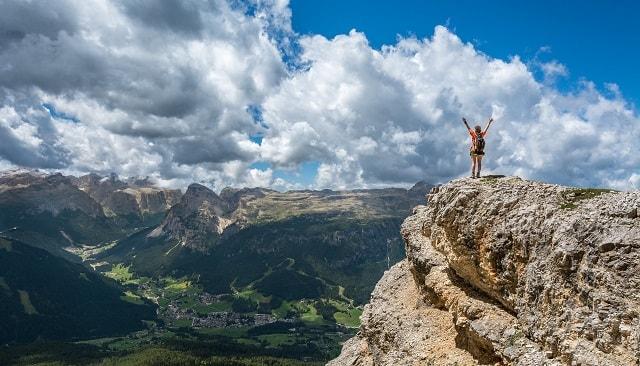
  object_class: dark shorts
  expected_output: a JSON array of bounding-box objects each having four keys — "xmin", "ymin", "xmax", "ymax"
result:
[{"xmin": 470, "ymin": 151, "xmax": 485, "ymax": 156}]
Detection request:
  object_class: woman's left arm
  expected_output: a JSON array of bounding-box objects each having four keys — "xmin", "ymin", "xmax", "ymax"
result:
[{"xmin": 484, "ymin": 118, "xmax": 494, "ymax": 134}]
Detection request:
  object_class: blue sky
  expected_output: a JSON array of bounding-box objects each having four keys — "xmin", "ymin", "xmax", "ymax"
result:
[
  {"xmin": 252, "ymin": 0, "xmax": 640, "ymax": 187},
  {"xmin": 291, "ymin": 0, "xmax": 640, "ymax": 106}
]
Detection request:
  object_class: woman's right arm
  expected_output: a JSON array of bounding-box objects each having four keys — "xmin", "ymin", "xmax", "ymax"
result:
[{"xmin": 462, "ymin": 117, "xmax": 471, "ymax": 131}]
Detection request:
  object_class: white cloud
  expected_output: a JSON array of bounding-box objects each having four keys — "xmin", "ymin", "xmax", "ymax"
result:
[
  {"xmin": 540, "ymin": 60, "xmax": 568, "ymax": 82},
  {"xmin": 0, "ymin": 0, "xmax": 286, "ymax": 188},
  {"xmin": 244, "ymin": 167, "xmax": 275, "ymax": 188},
  {"xmin": 0, "ymin": 106, "xmax": 42, "ymax": 149},
  {"xmin": 260, "ymin": 26, "xmax": 640, "ymax": 189},
  {"xmin": 0, "ymin": 159, "xmax": 16, "ymax": 171},
  {"xmin": 260, "ymin": 121, "xmax": 326, "ymax": 166},
  {"xmin": 315, "ymin": 150, "xmax": 365, "ymax": 190}
]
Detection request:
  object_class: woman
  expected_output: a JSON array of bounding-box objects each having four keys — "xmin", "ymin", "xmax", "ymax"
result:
[{"xmin": 462, "ymin": 117, "xmax": 494, "ymax": 178}]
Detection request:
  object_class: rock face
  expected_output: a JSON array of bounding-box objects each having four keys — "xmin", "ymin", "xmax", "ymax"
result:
[
  {"xmin": 330, "ymin": 176, "xmax": 640, "ymax": 366},
  {"xmin": 219, "ymin": 187, "xmax": 272, "ymax": 213},
  {"xmin": 0, "ymin": 172, "xmax": 104, "ymax": 218},
  {"xmin": 0, "ymin": 171, "xmax": 121, "ymax": 259},
  {"xmin": 101, "ymin": 187, "xmax": 182, "ymax": 218},
  {"xmin": 150, "ymin": 183, "xmax": 233, "ymax": 252},
  {"xmin": 73, "ymin": 173, "xmax": 181, "ymax": 220},
  {"xmin": 72, "ymin": 173, "xmax": 127, "ymax": 203}
]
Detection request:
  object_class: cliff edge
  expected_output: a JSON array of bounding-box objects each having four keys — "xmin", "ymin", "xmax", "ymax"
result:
[{"xmin": 329, "ymin": 176, "xmax": 640, "ymax": 366}]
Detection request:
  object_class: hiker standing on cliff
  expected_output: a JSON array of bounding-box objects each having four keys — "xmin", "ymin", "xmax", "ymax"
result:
[{"xmin": 462, "ymin": 117, "xmax": 494, "ymax": 178}]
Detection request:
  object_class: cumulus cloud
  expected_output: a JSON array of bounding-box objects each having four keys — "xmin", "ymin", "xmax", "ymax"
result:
[
  {"xmin": 0, "ymin": 103, "xmax": 69, "ymax": 168},
  {"xmin": 260, "ymin": 26, "xmax": 640, "ymax": 189},
  {"xmin": 0, "ymin": 0, "xmax": 286, "ymax": 190},
  {"xmin": 0, "ymin": 1, "xmax": 638, "ymax": 191},
  {"xmin": 540, "ymin": 60, "xmax": 569, "ymax": 82}
]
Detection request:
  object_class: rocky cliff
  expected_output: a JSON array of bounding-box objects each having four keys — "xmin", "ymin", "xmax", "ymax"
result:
[
  {"xmin": 148, "ymin": 183, "xmax": 233, "ymax": 251},
  {"xmin": 330, "ymin": 176, "xmax": 640, "ymax": 366},
  {"xmin": 73, "ymin": 173, "xmax": 182, "ymax": 220},
  {"xmin": 0, "ymin": 172, "xmax": 105, "ymax": 218},
  {"xmin": 0, "ymin": 171, "xmax": 122, "ymax": 259}
]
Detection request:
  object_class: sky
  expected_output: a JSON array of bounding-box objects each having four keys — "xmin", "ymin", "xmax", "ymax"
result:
[
  {"xmin": 291, "ymin": 0, "xmax": 640, "ymax": 105},
  {"xmin": 0, "ymin": 0, "xmax": 639, "ymax": 191}
]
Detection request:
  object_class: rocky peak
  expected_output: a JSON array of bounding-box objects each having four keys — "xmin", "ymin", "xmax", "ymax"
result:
[
  {"xmin": 330, "ymin": 176, "xmax": 640, "ymax": 366},
  {"xmin": 0, "ymin": 171, "xmax": 104, "ymax": 218},
  {"xmin": 179, "ymin": 183, "xmax": 228, "ymax": 216},
  {"xmin": 0, "ymin": 169, "xmax": 48, "ymax": 188},
  {"xmin": 407, "ymin": 180, "xmax": 431, "ymax": 199},
  {"xmin": 73, "ymin": 173, "xmax": 127, "ymax": 203},
  {"xmin": 149, "ymin": 184, "xmax": 232, "ymax": 252},
  {"xmin": 72, "ymin": 173, "xmax": 181, "ymax": 219}
]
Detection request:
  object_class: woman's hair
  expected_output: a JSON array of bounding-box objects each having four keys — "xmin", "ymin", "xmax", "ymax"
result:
[{"xmin": 474, "ymin": 125, "xmax": 482, "ymax": 133}]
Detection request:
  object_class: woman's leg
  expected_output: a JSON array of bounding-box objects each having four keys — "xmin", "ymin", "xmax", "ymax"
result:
[
  {"xmin": 470, "ymin": 155, "xmax": 476, "ymax": 177},
  {"xmin": 476, "ymin": 155, "xmax": 483, "ymax": 177}
]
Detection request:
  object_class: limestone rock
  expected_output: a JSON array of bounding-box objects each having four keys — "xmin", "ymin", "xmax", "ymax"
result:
[
  {"xmin": 328, "ymin": 260, "xmax": 479, "ymax": 366},
  {"xmin": 0, "ymin": 172, "xmax": 105, "ymax": 218},
  {"xmin": 150, "ymin": 183, "xmax": 233, "ymax": 252},
  {"xmin": 73, "ymin": 173, "xmax": 181, "ymax": 219},
  {"xmin": 331, "ymin": 176, "xmax": 640, "ymax": 365}
]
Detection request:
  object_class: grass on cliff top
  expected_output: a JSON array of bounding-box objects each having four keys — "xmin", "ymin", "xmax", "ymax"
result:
[
  {"xmin": 479, "ymin": 175, "xmax": 506, "ymax": 185},
  {"xmin": 560, "ymin": 188, "xmax": 615, "ymax": 209},
  {"xmin": 474, "ymin": 178, "xmax": 614, "ymax": 210}
]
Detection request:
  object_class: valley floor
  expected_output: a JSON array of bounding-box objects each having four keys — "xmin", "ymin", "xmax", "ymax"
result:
[{"xmin": 0, "ymin": 260, "xmax": 360, "ymax": 366}]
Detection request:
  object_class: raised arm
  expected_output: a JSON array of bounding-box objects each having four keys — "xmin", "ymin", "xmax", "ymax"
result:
[
  {"xmin": 483, "ymin": 117, "xmax": 494, "ymax": 134},
  {"xmin": 462, "ymin": 117, "xmax": 471, "ymax": 132}
]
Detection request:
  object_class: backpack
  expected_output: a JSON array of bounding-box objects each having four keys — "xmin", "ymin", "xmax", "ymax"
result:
[{"xmin": 473, "ymin": 134, "xmax": 485, "ymax": 153}]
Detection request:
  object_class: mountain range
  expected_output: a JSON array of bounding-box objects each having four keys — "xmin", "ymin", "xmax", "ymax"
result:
[{"xmin": 0, "ymin": 169, "xmax": 429, "ymax": 364}]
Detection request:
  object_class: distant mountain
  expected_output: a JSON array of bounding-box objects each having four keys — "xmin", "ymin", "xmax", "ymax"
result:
[
  {"xmin": 147, "ymin": 183, "xmax": 234, "ymax": 252},
  {"xmin": 96, "ymin": 183, "xmax": 431, "ymax": 304},
  {"xmin": 0, "ymin": 236, "xmax": 156, "ymax": 344},
  {"xmin": 0, "ymin": 171, "xmax": 120, "ymax": 260},
  {"xmin": 72, "ymin": 172, "xmax": 182, "ymax": 227},
  {"xmin": 407, "ymin": 180, "xmax": 430, "ymax": 199},
  {"xmin": 0, "ymin": 170, "xmax": 181, "ymax": 260}
]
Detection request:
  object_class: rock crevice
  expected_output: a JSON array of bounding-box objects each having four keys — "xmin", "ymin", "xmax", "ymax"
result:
[{"xmin": 330, "ymin": 177, "xmax": 640, "ymax": 365}]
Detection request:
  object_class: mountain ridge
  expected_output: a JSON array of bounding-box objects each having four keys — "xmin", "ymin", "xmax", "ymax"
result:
[
  {"xmin": 95, "ymin": 180, "xmax": 429, "ymax": 304},
  {"xmin": 0, "ymin": 169, "xmax": 432, "ymax": 352}
]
